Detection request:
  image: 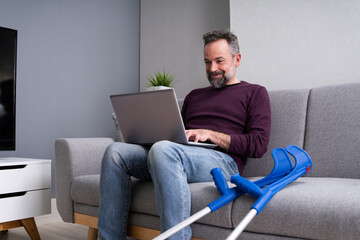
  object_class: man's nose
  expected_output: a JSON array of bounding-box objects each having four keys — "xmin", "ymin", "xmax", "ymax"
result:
[{"xmin": 209, "ymin": 62, "xmax": 219, "ymax": 72}]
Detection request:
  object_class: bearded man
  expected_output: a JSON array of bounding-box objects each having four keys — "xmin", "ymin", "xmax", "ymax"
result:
[{"xmin": 98, "ymin": 29, "xmax": 271, "ymax": 240}]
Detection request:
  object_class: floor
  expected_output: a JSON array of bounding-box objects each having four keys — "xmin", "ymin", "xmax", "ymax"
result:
[
  {"xmin": 0, "ymin": 199, "xmax": 138, "ymax": 240},
  {"xmin": 0, "ymin": 198, "xmax": 136, "ymax": 240},
  {"xmin": 0, "ymin": 199, "xmax": 88, "ymax": 240}
]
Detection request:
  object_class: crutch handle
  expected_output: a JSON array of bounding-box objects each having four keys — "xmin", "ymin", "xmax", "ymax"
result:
[
  {"xmin": 210, "ymin": 168, "xmax": 229, "ymax": 195},
  {"xmin": 208, "ymin": 188, "xmax": 243, "ymax": 212},
  {"xmin": 230, "ymin": 174, "xmax": 263, "ymax": 198},
  {"xmin": 208, "ymin": 168, "xmax": 241, "ymax": 212}
]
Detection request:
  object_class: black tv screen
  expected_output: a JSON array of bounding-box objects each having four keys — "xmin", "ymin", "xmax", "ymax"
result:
[{"xmin": 0, "ymin": 26, "xmax": 17, "ymax": 150}]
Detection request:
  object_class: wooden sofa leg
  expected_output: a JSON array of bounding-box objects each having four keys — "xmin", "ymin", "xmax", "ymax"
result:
[
  {"xmin": 74, "ymin": 213, "xmax": 203, "ymax": 240},
  {"xmin": 87, "ymin": 227, "xmax": 98, "ymax": 240}
]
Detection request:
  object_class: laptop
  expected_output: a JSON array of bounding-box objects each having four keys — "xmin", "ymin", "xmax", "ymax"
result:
[{"xmin": 110, "ymin": 89, "xmax": 218, "ymax": 148}]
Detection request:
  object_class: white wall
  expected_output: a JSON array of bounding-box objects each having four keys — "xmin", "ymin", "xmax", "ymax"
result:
[
  {"xmin": 140, "ymin": 0, "xmax": 230, "ymax": 98},
  {"xmin": 230, "ymin": 0, "xmax": 360, "ymax": 91}
]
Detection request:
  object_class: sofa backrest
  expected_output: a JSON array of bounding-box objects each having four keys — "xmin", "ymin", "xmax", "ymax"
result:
[
  {"xmin": 180, "ymin": 83, "xmax": 360, "ymax": 179},
  {"xmin": 304, "ymin": 82, "xmax": 360, "ymax": 179},
  {"xmin": 242, "ymin": 89, "xmax": 310, "ymax": 177}
]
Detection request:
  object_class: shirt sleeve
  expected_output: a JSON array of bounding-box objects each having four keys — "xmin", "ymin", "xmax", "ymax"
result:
[{"xmin": 228, "ymin": 86, "xmax": 271, "ymax": 158}]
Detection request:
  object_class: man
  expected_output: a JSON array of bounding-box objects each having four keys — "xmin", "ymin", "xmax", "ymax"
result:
[{"xmin": 98, "ymin": 29, "xmax": 271, "ymax": 240}]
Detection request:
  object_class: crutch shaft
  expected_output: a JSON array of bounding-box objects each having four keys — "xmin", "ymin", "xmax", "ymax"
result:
[
  {"xmin": 152, "ymin": 207, "xmax": 211, "ymax": 240},
  {"xmin": 226, "ymin": 209, "xmax": 257, "ymax": 240}
]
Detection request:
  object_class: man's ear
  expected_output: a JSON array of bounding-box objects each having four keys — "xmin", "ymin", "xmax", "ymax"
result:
[{"xmin": 235, "ymin": 53, "xmax": 241, "ymax": 67}]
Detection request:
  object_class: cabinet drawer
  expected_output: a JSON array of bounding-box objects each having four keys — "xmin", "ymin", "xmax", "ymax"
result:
[
  {"xmin": 0, "ymin": 188, "xmax": 51, "ymax": 222},
  {"xmin": 0, "ymin": 162, "xmax": 51, "ymax": 194}
]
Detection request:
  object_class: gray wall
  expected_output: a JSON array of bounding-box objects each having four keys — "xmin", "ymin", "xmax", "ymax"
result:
[
  {"xmin": 230, "ymin": 0, "xmax": 360, "ymax": 91},
  {"xmin": 140, "ymin": 0, "xmax": 230, "ymax": 99},
  {"xmin": 0, "ymin": 0, "xmax": 140, "ymax": 196}
]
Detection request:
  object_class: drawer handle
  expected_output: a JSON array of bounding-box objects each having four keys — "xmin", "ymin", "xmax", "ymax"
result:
[
  {"xmin": 0, "ymin": 191, "xmax": 27, "ymax": 199},
  {"xmin": 0, "ymin": 164, "xmax": 27, "ymax": 170}
]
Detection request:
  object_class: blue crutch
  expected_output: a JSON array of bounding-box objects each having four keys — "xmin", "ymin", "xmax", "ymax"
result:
[
  {"xmin": 152, "ymin": 147, "xmax": 295, "ymax": 240},
  {"xmin": 226, "ymin": 145, "xmax": 312, "ymax": 240}
]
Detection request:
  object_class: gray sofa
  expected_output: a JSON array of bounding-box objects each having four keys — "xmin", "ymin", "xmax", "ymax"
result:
[{"xmin": 55, "ymin": 82, "xmax": 360, "ymax": 240}]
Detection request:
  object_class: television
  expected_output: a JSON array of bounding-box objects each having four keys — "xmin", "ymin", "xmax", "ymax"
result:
[{"xmin": 0, "ymin": 26, "xmax": 17, "ymax": 150}]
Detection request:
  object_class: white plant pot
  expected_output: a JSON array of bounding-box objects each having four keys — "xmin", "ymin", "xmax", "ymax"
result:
[{"xmin": 146, "ymin": 86, "xmax": 172, "ymax": 91}]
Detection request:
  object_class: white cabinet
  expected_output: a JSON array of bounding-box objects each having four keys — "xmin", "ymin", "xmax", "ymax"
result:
[{"xmin": 0, "ymin": 158, "xmax": 51, "ymax": 239}]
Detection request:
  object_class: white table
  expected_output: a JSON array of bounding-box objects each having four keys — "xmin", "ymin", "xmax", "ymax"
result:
[{"xmin": 0, "ymin": 158, "xmax": 51, "ymax": 240}]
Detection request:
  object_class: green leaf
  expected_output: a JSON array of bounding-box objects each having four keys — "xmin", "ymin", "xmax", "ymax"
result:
[{"xmin": 145, "ymin": 70, "xmax": 176, "ymax": 87}]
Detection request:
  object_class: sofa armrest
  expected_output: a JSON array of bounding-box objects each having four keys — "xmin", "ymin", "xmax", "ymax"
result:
[{"xmin": 55, "ymin": 137, "xmax": 115, "ymax": 223}]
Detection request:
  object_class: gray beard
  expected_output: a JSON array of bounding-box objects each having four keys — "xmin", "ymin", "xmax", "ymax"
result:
[
  {"xmin": 208, "ymin": 76, "xmax": 229, "ymax": 88},
  {"xmin": 207, "ymin": 62, "xmax": 236, "ymax": 88}
]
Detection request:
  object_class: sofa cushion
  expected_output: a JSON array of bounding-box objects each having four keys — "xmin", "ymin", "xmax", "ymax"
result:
[
  {"xmin": 71, "ymin": 175, "xmax": 235, "ymax": 228},
  {"xmin": 231, "ymin": 177, "xmax": 360, "ymax": 240},
  {"xmin": 130, "ymin": 180, "xmax": 236, "ymax": 228},
  {"xmin": 71, "ymin": 173, "xmax": 360, "ymax": 239},
  {"xmin": 243, "ymin": 89, "xmax": 310, "ymax": 177},
  {"xmin": 304, "ymin": 82, "xmax": 360, "ymax": 178}
]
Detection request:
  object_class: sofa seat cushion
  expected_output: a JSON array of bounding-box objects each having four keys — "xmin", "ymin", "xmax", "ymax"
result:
[
  {"xmin": 127, "ymin": 179, "xmax": 236, "ymax": 228},
  {"xmin": 231, "ymin": 177, "xmax": 360, "ymax": 240},
  {"xmin": 71, "ymin": 175, "xmax": 235, "ymax": 228},
  {"xmin": 72, "ymin": 174, "xmax": 360, "ymax": 238}
]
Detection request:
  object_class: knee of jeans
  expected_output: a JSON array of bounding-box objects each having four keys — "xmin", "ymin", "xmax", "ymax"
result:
[
  {"xmin": 148, "ymin": 140, "xmax": 178, "ymax": 165},
  {"xmin": 102, "ymin": 142, "xmax": 124, "ymax": 168},
  {"xmin": 149, "ymin": 140, "xmax": 173, "ymax": 156}
]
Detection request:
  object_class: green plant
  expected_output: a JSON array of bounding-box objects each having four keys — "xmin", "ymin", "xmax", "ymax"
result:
[{"xmin": 146, "ymin": 70, "xmax": 176, "ymax": 87}]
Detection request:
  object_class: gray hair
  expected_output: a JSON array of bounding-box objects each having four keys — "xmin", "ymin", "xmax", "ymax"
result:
[{"xmin": 202, "ymin": 29, "xmax": 240, "ymax": 57}]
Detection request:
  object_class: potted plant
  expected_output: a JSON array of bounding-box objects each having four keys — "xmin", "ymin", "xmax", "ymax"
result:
[{"xmin": 145, "ymin": 70, "xmax": 176, "ymax": 91}]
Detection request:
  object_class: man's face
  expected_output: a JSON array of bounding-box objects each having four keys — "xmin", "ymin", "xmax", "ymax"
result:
[{"xmin": 203, "ymin": 39, "xmax": 241, "ymax": 88}]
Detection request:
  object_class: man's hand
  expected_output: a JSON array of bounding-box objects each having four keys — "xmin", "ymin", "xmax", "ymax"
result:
[{"xmin": 185, "ymin": 129, "xmax": 231, "ymax": 151}]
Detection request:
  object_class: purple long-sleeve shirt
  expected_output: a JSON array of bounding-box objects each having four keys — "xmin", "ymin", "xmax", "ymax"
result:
[{"xmin": 181, "ymin": 81, "xmax": 271, "ymax": 174}]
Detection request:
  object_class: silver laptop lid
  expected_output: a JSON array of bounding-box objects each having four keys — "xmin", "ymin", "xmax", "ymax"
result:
[{"xmin": 110, "ymin": 89, "xmax": 188, "ymax": 145}]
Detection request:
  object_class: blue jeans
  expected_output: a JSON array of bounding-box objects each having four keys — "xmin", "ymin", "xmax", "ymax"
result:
[{"xmin": 98, "ymin": 140, "xmax": 238, "ymax": 240}]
